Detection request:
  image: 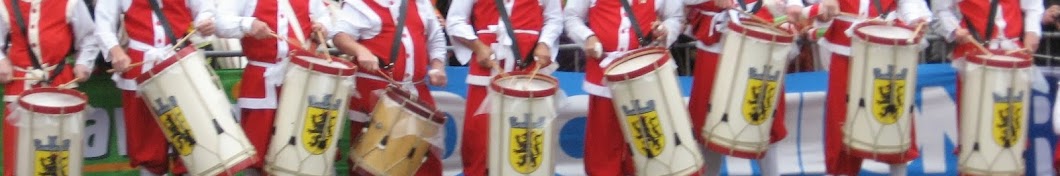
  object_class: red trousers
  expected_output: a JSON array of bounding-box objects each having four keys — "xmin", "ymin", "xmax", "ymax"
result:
[
  {"xmin": 584, "ymin": 95, "xmax": 637, "ymax": 175},
  {"xmin": 824, "ymin": 54, "xmax": 919, "ymax": 175},
  {"xmin": 240, "ymin": 108, "xmax": 277, "ymax": 172},
  {"xmin": 347, "ymin": 77, "xmax": 442, "ymax": 176},
  {"xmin": 121, "ymin": 90, "xmax": 186, "ymax": 174},
  {"xmin": 460, "ymin": 84, "xmax": 490, "ymax": 176},
  {"xmin": 3, "ymin": 106, "xmax": 12, "ymax": 176}
]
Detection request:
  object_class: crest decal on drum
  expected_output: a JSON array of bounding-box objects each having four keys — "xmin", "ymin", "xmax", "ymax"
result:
[
  {"xmin": 302, "ymin": 94, "xmax": 342, "ymax": 155},
  {"xmin": 872, "ymin": 65, "xmax": 908, "ymax": 125},
  {"xmin": 992, "ymin": 88, "xmax": 1024, "ymax": 148},
  {"xmin": 34, "ymin": 136, "xmax": 69, "ymax": 176},
  {"xmin": 153, "ymin": 96, "xmax": 197, "ymax": 156},
  {"xmin": 508, "ymin": 113, "xmax": 546, "ymax": 173},
  {"xmin": 742, "ymin": 65, "xmax": 780, "ymax": 125},
  {"xmin": 622, "ymin": 99, "xmax": 665, "ymax": 158}
]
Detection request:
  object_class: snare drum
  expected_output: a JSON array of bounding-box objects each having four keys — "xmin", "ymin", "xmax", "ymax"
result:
[
  {"xmin": 136, "ymin": 47, "xmax": 257, "ymax": 176},
  {"xmin": 266, "ymin": 52, "xmax": 357, "ymax": 175},
  {"xmin": 703, "ymin": 19, "xmax": 795, "ymax": 159},
  {"xmin": 843, "ymin": 21, "xmax": 923, "ymax": 161},
  {"xmin": 350, "ymin": 86, "xmax": 446, "ymax": 176},
  {"xmin": 12, "ymin": 88, "xmax": 87, "ymax": 176},
  {"xmin": 487, "ymin": 73, "xmax": 559, "ymax": 176},
  {"xmin": 957, "ymin": 51, "xmax": 1032, "ymax": 175},
  {"xmin": 603, "ymin": 47, "xmax": 704, "ymax": 176}
]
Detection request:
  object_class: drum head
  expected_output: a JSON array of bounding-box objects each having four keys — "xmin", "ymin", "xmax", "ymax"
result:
[
  {"xmin": 292, "ymin": 54, "xmax": 357, "ymax": 76},
  {"xmin": 968, "ymin": 51, "xmax": 1032, "ymax": 68},
  {"xmin": 383, "ymin": 86, "xmax": 446, "ymax": 124},
  {"xmin": 135, "ymin": 47, "xmax": 201, "ymax": 85},
  {"xmin": 727, "ymin": 19, "xmax": 795, "ymax": 43},
  {"xmin": 604, "ymin": 48, "xmax": 670, "ymax": 81},
  {"xmin": 490, "ymin": 73, "xmax": 559, "ymax": 98},
  {"xmin": 17, "ymin": 88, "xmax": 88, "ymax": 114},
  {"xmin": 853, "ymin": 22, "xmax": 919, "ymax": 45}
]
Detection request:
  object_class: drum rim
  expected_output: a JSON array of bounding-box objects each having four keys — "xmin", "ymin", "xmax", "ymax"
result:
[
  {"xmin": 383, "ymin": 85, "xmax": 447, "ymax": 122},
  {"xmin": 489, "ymin": 72, "xmax": 559, "ymax": 98},
  {"xmin": 290, "ymin": 50, "xmax": 358, "ymax": 76},
  {"xmin": 603, "ymin": 47, "xmax": 671, "ymax": 82},
  {"xmin": 134, "ymin": 47, "xmax": 199, "ymax": 84},
  {"xmin": 726, "ymin": 19, "xmax": 795, "ymax": 43},
  {"xmin": 17, "ymin": 88, "xmax": 88, "ymax": 115},
  {"xmin": 966, "ymin": 50, "xmax": 1032, "ymax": 68},
  {"xmin": 852, "ymin": 21, "xmax": 923, "ymax": 46}
]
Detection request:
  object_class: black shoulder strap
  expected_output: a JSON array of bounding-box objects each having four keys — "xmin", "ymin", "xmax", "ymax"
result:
[
  {"xmin": 962, "ymin": 0, "xmax": 1001, "ymax": 44},
  {"xmin": 146, "ymin": 0, "xmax": 178, "ymax": 44},
  {"xmin": 492, "ymin": 0, "xmax": 536, "ymax": 68},
  {"xmin": 735, "ymin": 0, "xmax": 764, "ymax": 14},
  {"xmin": 382, "ymin": 0, "xmax": 409, "ymax": 70},
  {"xmin": 8, "ymin": 0, "xmax": 64, "ymax": 84},
  {"xmin": 618, "ymin": 0, "xmax": 650, "ymax": 46},
  {"xmin": 870, "ymin": 0, "xmax": 886, "ymax": 18}
]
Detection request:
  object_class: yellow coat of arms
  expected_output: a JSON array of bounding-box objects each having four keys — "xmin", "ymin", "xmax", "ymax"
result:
[
  {"xmin": 993, "ymin": 89, "xmax": 1024, "ymax": 148},
  {"xmin": 34, "ymin": 136, "xmax": 70, "ymax": 176},
  {"xmin": 742, "ymin": 65, "xmax": 780, "ymax": 125},
  {"xmin": 622, "ymin": 99, "xmax": 665, "ymax": 158},
  {"xmin": 508, "ymin": 113, "xmax": 546, "ymax": 173},
  {"xmin": 154, "ymin": 96, "xmax": 197, "ymax": 156},
  {"xmin": 302, "ymin": 95, "xmax": 341, "ymax": 155},
  {"xmin": 871, "ymin": 65, "xmax": 908, "ymax": 125}
]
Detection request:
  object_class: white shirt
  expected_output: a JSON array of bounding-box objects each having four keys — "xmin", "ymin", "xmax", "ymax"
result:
[
  {"xmin": 333, "ymin": 0, "xmax": 448, "ymax": 62},
  {"xmin": 934, "ymin": 0, "xmax": 1044, "ymax": 42},
  {"xmin": 564, "ymin": 0, "xmax": 685, "ymax": 48},
  {"xmin": 0, "ymin": 0, "xmax": 99, "ymax": 69},
  {"xmin": 95, "ymin": 0, "xmax": 215, "ymax": 62}
]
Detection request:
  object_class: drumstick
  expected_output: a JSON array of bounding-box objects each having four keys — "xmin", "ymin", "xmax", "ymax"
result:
[
  {"xmin": 523, "ymin": 61, "xmax": 542, "ymax": 89},
  {"xmin": 908, "ymin": 22, "xmax": 926, "ymax": 43},
  {"xmin": 1005, "ymin": 47, "xmax": 1032, "ymax": 55},
  {"xmin": 106, "ymin": 62, "xmax": 145, "ymax": 73},
  {"xmin": 731, "ymin": 9, "xmax": 773, "ymax": 25},
  {"xmin": 965, "ymin": 35, "xmax": 992, "ymax": 56},
  {"xmin": 271, "ymin": 33, "xmax": 313, "ymax": 52},
  {"xmin": 315, "ymin": 31, "xmax": 333, "ymax": 62},
  {"xmin": 8, "ymin": 77, "xmax": 41, "ymax": 81},
  {"xmin": 57, "ymin": 78, "xmax": 79, "ymax": 89},
  {"xmin": 374, "ymin": 69, "xmax": 398, "ymax": 84},
  {"xmin": 170, "ymin": 29, "xmax": 198, "ymax": 51},
  {"xmin": 490, "ymin": 61, "xmax": 508, "ymax": 78}
]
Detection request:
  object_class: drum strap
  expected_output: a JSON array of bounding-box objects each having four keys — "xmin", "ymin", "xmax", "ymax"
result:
[
  {"xmin": 146, "ymin": 0, "xmax": 179, "ymax": 47},
  {"xmin": 735, "ymin": 0, "xmax": 764, "ymax": 14},
  {"xmin": 492, "ymin": 0, "xmax": 537, "ymax": 68},
  {"xmin": 618, "ymin": 0, "xmax": 651, "ymax": 47},
  {"xmin": 962, "ymin": 0, "xmax": 1001, "ymax": 44},
  {"xmin": 8, "ymin": 0, "xmax": 65, "ymax": 84},
  {"xmin": 381, "ymin": 0, "xmax": 410, "ymax": 70},
  {"xmin": 869, "ymin": 0, "xmax": 886, "ymax": 18}
]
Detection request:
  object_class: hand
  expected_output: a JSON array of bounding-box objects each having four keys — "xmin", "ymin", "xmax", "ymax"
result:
[
  {"xmin": 357, "ymin": 53, "xmax": 380, "ymax": 72},
  {"xmin": 73, "ymin": 64, "xmax": 92, "ymax": 82},
  {"xmin": 533, "ymin": 43, "xmax": 552, "ymax": 68},
  {"xmin": 472, "ymin": 40, "xmax": 495, "ymax": 69},
  {"xmin": 583, "ymin": 36, "xmax": 602, "ymax": 59},
  {"xmin": 427, "ymin": 60, "xmax": 447, "ymax": 87},
  {"xmin": 714, "ymin": 0, "xmax": 734, "ymax": 9},
  {"xmin": 0, "ymin": 59, "xmax": 12, "ymax": 84},
  {"xmin": 312, "ymin": 22, "xmax": 326, "ymax": 33},
  {"xmin": 1024, "ymin": 33, "xmax": 1040, "ymax": 53},
  {"xmin": 651, "ymin": 21, "xmax": 667, "ymax": 45},
  {"xmin": 109, "ymin": 47, "xmax": 132, "ymax": 72},
  {"xmin": 249, "ymin": 20, "xmax": 274, "ymax": 39},
  {"xmin": 195, "ymin": 19, "xmax": 216, "ymax": 36},
  {"xmin": 817, "ymin": 0, "xmax": 839, "ymax": 21},
  {"xmin": 953, "ymin": 28, "xmax": 972, "ymax": 44},
  {"xmin": 1046, "ymin": 5, "xmax": 1060, "ymax": 28},
  {"xmin": 785, "ymin": 5, "xmax": 803, "ymax": 22}
]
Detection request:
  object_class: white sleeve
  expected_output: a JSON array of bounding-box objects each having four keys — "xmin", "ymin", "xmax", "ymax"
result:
[
  {"xmin": 335, "ymin": 0, "xmax": 375, "ymax": 39},
  {"xmin": 421, "ymin": 0, "xmax": 447, "ymax": 62},
  {"xmin": 538, "ymin": 0, "xmax": 564, "ymax": 49},
  {"xmin": 685, "ymin": 0, "xmax": 713, "ymax": 6},
  {"xmin": 563, "ymin": 0, "xmax": 594, "ymax": 44},
  {"xmin": 660, "ymin": 0, "xmax": 685, "ymax": 47},
  {"xmin": 0, "ymin": 3, "xmax": 10, "ymax": 61},
  {"xmin": 70, "ymin": 0, "xmax": 99, "ymax": 69},
  {"xmin": 445, "ymin": 0, "xmax": 477, "ymax": 41},
  {"xmin": 310, "ymin": 0, "xmax": 337, "ymax": 38},
  {"xmin": 933, "ymin": 0, "xmax": 960, "ymax": 42},
  {"xmin": 188, "ymin": 0, "xmax": 216, "ymax": 26},
  {"xmin": 897, "ymin": 0, "xmax": 932, "ymax": 23},
  {"xmin": 216, "ymin": 0, "xmax": 256, "ymax": 38},
  {"xmin": 1022, "ymin": 0, "xmax": 1044, "ymax": 36},
  {"xmin": 94, "ymin": 0, "xmax": 123, "ymax": 61},
  {"xmin": 786, "ymin": 0, "xmax": 806, "ymax": 6}
]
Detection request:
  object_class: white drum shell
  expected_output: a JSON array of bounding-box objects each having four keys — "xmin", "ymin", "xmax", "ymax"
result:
[
  {"xmin": 137, "ymin": 51, "xmax": 256, "ymax": 176},
  {"xmin": 843, "ymin": 26, "xmax": 920, "ymax": 155},
  {"xmin": 605, "ymin": 53, "xmax": 704, "ymax": 176},
  {"xmin": 266, "ymin": 57, "xmax": 355, "ymax": 175},
  {"xmin": 14, "ymin": 94, "xmax": 85, "ymax": 176},
  {"xmin": 704, "ymin": 23, "xmax": 794, "ymax": 157},
  {"xmin": 957, "ymin": 59, "xmax": 1031, "ymax": 175},
  {"xmin": 487, "ymin": 77, "xmax": 558, "ymax": 176}
]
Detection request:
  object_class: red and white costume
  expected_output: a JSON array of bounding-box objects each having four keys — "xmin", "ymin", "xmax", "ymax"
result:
[
  {"xmin": 934, "ymin": 0, "xmax": 1045, "ymax": 171},
  {"xmin": 334, "ymin": 0, "xmax": 448, "ymax": 175},
  {"xmin": 0, "ymin": 0, "xmax": 97, "ymax": 175},
  {"xmin": 95, "ymin": 0, "xmax": 213, "ymax": 174},
  {"xmin": 445, "ymin": 0, "xmax": 562, "ymax": 174},
  {"xmin": 217, "ymin": 0, "xmax": 333, "ymax": 172},
  {"xmin": 803, "ymin": 0, "xmax": 931, "ymax": 174},
  {"xmin": 563, "ymin": 0, "xmax": 683, "ymax": 174}
]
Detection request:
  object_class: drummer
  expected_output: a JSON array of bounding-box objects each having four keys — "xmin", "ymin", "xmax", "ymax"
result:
[
  {"xmin": 331, "ymin": 0, "xmax": 449, "ymax": 174},
  {"xmin": 95, "ymin": 0, "xmax": 215, "ymax": 174},
  {"xmin": 682, "ymin": 0, "xmax": 809, "ymax": 174},
  {"xmin": 216, "ymin": 0, "xmax": 334, "ymax": 174},
  {"xmin": 563, "ymin": 0, "xmax": 683, "ymax": 174},
  {"xmin": 445, "ymin": 0, "xmax": 562, "ymax": 174},
  {"xmin": 0, "ymin": 0, "xmax": 99, "ymax": 174},
  {"xmin": 803, "ymin": 0, "xmax": 932, "ymax": 174}
]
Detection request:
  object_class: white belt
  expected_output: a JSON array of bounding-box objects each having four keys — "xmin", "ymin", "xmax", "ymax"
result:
[
  {"xmin": 476, "ymin": 29, "xmax": 540, "ymax": 35},
  {"xmin": 249, "ymin": 60, "xmax": 289, "ymax": 87},
  {"xmin": 127, "ymin": 39, "xmax": 176, "ymax": 74},
  {"xmin": 13, "ymin": 64, "xmax": 58, "ymax": 87}
]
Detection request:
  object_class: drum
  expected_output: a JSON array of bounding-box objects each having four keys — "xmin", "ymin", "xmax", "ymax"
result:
[
  {"xmin": 703, "ymin": 19, "xmax": 795, "ymax": 159},
  {"xmin": 350, "ymin": 85, "xmax": 446, "ymax": 176},
  {"xmin": 266, "ymin": 53, "xmax": 357, "ymax": 175},
  {"xmin": 603, "ymin": 47, "xmax": 704, "ymax": 175},
  {"xmin": 843, "ymin": 21, "xmax": 923, "ymax": 160},
  {"xmin": 957, "ymin": 51, "xmax": 1032, "ymax": 175},
  {"xmin": 12, "ymin": 88, "xmax": 87, "ymax": 176},
  {"xmin": 136, "ymin": 47, "xmax": 257, "ymax": 176},
  {"xmin": 487, "ymin": 72, "xmax": 559, "ymax": 176}
]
